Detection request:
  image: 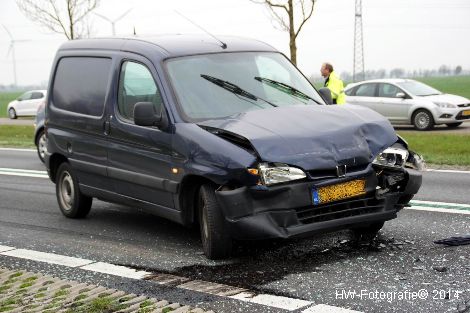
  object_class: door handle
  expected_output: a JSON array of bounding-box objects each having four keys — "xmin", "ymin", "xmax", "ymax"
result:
[{"xmin": 103, "ymin": 121, "xmax": 110, "ymax": 135}]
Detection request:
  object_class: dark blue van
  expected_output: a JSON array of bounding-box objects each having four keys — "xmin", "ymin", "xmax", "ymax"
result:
[{"xmin": 45, "ymin": 35, "xmax": 423, "ymax": 259}]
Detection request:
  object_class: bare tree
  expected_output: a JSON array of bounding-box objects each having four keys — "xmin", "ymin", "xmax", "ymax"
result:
[
  {"xmin": 16, "ymin": 0, "xmax": 99, "ymax": 40},
  {"xmin": 252, "ymin": 0, "xmax": 315, "ymax": 65}
]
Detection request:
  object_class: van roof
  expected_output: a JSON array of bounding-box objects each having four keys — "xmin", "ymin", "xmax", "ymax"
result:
[{"xmin": 58, "ymin": 34, "xmax": 277, "ymax": 58}]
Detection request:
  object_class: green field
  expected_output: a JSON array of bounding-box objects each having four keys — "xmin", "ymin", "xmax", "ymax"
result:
[
  {"xmin": 0, "ymin": 92, "xmax": 22, "ymax": 118},
  {"xmin": 397, "ymin": 131, "xmax": 470, "ymax": 166},
  {"xmin": 415, "ymin": 76, "xmax": 470, "ymax": 99}
]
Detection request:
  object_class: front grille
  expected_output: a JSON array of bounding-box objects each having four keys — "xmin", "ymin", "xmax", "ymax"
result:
[
  {"xmin": 295, "ymin": 195, "xmax": 384, "ymax": 224},
  {"xmin": 456, "ymin": 111, "xmax": 470, "ymax": 120},
  {"xmin": 308, "ymin": 163, "xmax": 369, "ymax": 180},
  {"xmin": 458, "ymin": 103, "xmax": 470, "ymax": 108}
]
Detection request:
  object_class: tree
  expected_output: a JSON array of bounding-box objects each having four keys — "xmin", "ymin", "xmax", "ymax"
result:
[
  {"xmin": 251, "ymin": 0, "xmax": 315, "ymax": 65},
  {"xmin": 16, "ymin": 0, "xmax": 99, "ymax": 40},
  {"xmin": 454, "ymin": 65, "xmax": 462, "ymax": 75}
]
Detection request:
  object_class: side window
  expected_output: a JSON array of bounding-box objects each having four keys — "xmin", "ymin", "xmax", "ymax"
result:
[
  {"xmin": 18, "ymin": 92, "xmax": 32, "ymax": 101},
  {"xmin": 118, "ymin": 61, "xmax": 162, "ymax": 121},
  {"xmin": 355, "ymin": 83, "xmax": 377, "ymax": 97},
  {"xmin": 52, "ymin": 57, "xmax": 112, "ymax": 116},
  {"xmin": 378, "ymin": 84, "xmax": 401, "ymax": 98},
  {"xmin": 31, "ymin": 92, "xmax": 44, "ymax": 100}
]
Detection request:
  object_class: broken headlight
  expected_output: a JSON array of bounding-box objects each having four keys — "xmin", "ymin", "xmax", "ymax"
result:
[
  {"xmin": 253, "ymin": 163, "xmax": 306, "ymax": 186},
  {"xmin": 373, "ymin": 147, "xmax": 409, "ymax": 169}
]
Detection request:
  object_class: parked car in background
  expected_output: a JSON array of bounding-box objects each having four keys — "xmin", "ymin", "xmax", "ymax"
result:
[
  {"xmin": 7, "ymin": 90, "xmax": 47, "ymax": 119},
  {"xmin": 34, "ymin": 101, "xmax": 46, "ymax": 163},
  {"xmin": 345, "ymin": 79, "xmax": 470, "ymax": 130}
]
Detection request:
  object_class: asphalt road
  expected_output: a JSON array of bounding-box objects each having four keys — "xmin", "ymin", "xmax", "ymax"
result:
[{"xmin": 0, "ymin": 149, "xmax": 469, "ymax": 313}]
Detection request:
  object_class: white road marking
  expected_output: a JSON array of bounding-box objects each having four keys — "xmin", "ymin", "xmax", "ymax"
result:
[
  {"xmin": 303, "ymin": 304, "xmax": 363, "ymax": 313},
  {"xmin": 0, "ymin": 244, "xmax": 355, "ymax": 312},
  {"xmin": 426, "ymin": 168, "xmax": 470, "ymax": 174},
  {"xmin": 0, "ymin": 168, "xmax": 47, "ymax": 174},
  {"xmin": 0, "ymin": 245, "xmax": 16, "ymax": 253},
  {"xmin": 407, "ymin": 206, "xmax": 470, "ymax": 215},
  {"xmin": 231, "ymin": 293, "xmax": 313, "ymax": 311},
  {"xmin": 1, "ymin": 249, "xmax": 94, "ymax": 267},
  {"xmin": 0, "ymin": 148, "xmax": 36, "ymax": 152},
  {"xmin": 411, "ymin": 200, "xmax": 470, "ymax": 208},
  {"xmin": 0, "ymin": 171, "xmax": 48, "ymax": 178},
  {"xmin": 80, "ymin": 262, "xmax": 151, "ymax": 280}
]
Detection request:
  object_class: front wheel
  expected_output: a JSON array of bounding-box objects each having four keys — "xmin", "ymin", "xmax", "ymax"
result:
[
  {"xmin": 446, "ymin": 122, "xmax": 462, "ymax": 128},
  {"xmin": 412, "ymin": 109, "xmax": 434, "ymax": 131},
  {"xmin": 198, "ymin": 184, "xmax": 232, "ymax": 259},
  {"xmin": 8, "ymin": 108, "xmax": 17, "ymax": 119},
  {"xmin": 56, "ymin": 162, "xmax": 92, "ymax": 218}
]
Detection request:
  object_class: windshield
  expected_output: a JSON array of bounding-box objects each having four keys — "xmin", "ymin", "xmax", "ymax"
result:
[
  {"xmin": 396, "ymin": 80, "xmax": 442, "ymax": 96},
  {"xmin": 165, "ymin": 52, "xmax": 324, "ymax": 121}
]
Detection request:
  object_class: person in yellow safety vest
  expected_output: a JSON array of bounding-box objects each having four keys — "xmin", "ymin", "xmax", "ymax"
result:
[{"xmin": 320, "ymin": 63, "xmax": 346, "ymax": 105}]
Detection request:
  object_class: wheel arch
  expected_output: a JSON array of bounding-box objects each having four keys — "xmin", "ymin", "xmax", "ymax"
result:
[{"xmin": 48, "ymin": 153, "xmax": 68, "ymax": 183}]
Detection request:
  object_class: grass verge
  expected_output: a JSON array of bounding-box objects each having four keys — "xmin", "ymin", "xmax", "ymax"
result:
[
  {"xmin": 398, "ymin": 131, "xmax": 470, "ymax": 166},
  {"xmin": 0, "ymin": 125, "xmax": 35, "ymax": 148}
]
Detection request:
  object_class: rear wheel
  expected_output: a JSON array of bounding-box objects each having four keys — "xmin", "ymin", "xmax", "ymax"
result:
[
  {"xmin": 36, "ymin": 129, "xmax": 46, "ymax": 163},
  {"xmin": 8, "ymin": 108, "xmax": 17, "ymax": 119},
  {"xmin": 412, "ymin": 109, "xmax": 434, "ymax": 131},
  {"xmin": 446, "ymin": 122, "xmax": 462, "ymax": 128},
  {"xmin": 56, "ymin": 162, "xmax": 92, "ymax": 218},
  {"xmin": 198, "ymin": 184, "xmax": 232, "ymax": 259}
]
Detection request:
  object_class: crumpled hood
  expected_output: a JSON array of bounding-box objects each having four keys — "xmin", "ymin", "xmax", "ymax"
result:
[
  {"xmin": 198, "ymin": 105, "xmax": 398, "ymax": 170},
  {"xmin": 420, "ymin": 94, "xmax": 470, "ymax": 105}
]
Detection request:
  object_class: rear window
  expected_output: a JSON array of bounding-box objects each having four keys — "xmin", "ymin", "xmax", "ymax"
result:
[{"xmin": 52, "ymin": 57, "xmax": 112, "ymax": 116}]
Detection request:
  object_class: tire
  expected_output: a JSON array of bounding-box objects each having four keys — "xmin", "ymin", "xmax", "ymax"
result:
[
  {"xmin": 446, "ymin": 122, "xmax": 462, "ymax": 128},
  {"xmin": 55, "ymin": 162, "xmax": 92, "ymax": 218},
  {"xmin": 8, "ymin": 108, "xmax": 17, "ymax": 119},
  {"xmin": 198, "ymin": 184, "xmax": 232, "ymax": 259},
  {"xmin": 351, "ymin": 221, "xmax": 384, "ymax": 242},
  {"xmin": 412, "ymin": 109, "xmax": 434, "ymax": 131},
  {"xmin": 36, "ymin": 129, "xmax": 46, "ymax": 163}
]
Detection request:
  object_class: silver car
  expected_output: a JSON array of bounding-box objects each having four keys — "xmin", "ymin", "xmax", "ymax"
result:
[{"xmin": 344, "ymin": 79, "xmax": 470, "ymax": 130}]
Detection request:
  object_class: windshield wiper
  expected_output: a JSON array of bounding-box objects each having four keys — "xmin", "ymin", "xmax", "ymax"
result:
[
  {"xmin": 201, "ymin": 74, "xmax": 277, "ymax": 107},
  {"xmin": 254, "ymin": 76, "xmax": 321, "ymax": 104}
]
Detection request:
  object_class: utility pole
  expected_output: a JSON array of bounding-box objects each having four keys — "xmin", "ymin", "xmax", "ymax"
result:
[
  {"xmin": 94, "ymin": 8, "xmax": 132, "ymax": 36},
  {"xmin": 353, "ymin": 0, "xmax": 365, "ymax": 82}
]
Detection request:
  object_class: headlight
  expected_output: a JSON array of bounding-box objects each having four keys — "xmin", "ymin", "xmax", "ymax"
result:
[
  {"xmin": 254, "ymin": 163, "xmax": 306, "ymax": 186},
  {"xmin": 434, "ymin": 102, "xmax": 456, "ymax": 108},
  {"xmin": 373, "ymin": 147, "xmax": 409, "ymax": 168}
]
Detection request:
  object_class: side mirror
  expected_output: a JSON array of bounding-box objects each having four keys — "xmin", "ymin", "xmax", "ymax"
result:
[
  {"xmin": 318, "ymin": 87, "xmax": 333, "ymax": 105},
  {"xmin": 134, "ymin": 102, "xmax": 162, "ymax": 127},
  {"xmin": 396, "ymin": 92, "xmax": 406, "ymax": 99}
]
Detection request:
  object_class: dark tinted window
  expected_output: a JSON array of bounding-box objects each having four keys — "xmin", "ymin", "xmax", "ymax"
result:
[
  {"xmin": 31, "ymin": 92, "xmax": 44, "ymax": 99},
  {"xmin": 355, "ymin": 83, "xmax": 377, "ymax": 97},
  {"xmin": 118, "ymin": 61, "xmax": 162, "ymax": 121},
  {"xmin": 52, "ymin": 57, "xmax": 111, "ymax": 116},
  {"xmin": 378, "ymin": 83, "xmax": 401, "ymax": 98}
]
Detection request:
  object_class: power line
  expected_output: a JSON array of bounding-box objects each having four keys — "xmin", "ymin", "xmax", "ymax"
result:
[{"xmin": 353, "ymin": 0, "xmax": 365, "ymax": 82}]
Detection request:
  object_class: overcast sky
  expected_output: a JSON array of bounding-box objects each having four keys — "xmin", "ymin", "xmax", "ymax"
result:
[{"xmin": 1, "ymin": 0, "xmax": 469, "ymax": 86}]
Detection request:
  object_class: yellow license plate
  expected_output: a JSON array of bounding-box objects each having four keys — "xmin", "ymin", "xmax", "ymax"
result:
[
  {"xmin": 312, "ymin": 179, "xmax": 366, "ymax": 205},
  {"xmin": 462, "ymin": 110, "xmax": 470, "ymax": 116}
]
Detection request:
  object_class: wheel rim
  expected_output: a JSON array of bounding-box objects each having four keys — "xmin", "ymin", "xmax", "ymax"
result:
[
  {"xmin": 59, "ymin": 171, "xmax": 74, "ymax": 211},
  {"xmin": 38, "ymin": 134, "xmax": 47, "ymax": 160},
  {"xmin": 199, "ymin": 194, "xmax": 209, "ymax": 240},
  {"xmin": 9, "ymin": 109, "xmax": 15, "ymax": 119},
  {"xmin": 415, "ymin": 112, "xmax": 430, "ymax": 129}
]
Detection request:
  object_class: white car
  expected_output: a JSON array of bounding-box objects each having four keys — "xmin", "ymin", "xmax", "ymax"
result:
[
  {"xmin": 7, "ymin": 90, "xmax": 47, "ymax": 119},
  {"xmin": 344, "ymin": 79, "xmax": 470, "ymax": 130}
]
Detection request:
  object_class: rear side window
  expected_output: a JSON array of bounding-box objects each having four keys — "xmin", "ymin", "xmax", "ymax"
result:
[
  {"xmin": 355, "ymin": 83, "xmax": 377, "ymax": 97},
  {"xmin": 117, "ymin": 61, "xmax": 162, "ymax": 121},
  {"xmin": 31, "ymin": 92, "xmax": 44, "ymax": 99},
  {"xmin": 52, "ymin": 57, "xmax": 111, "ymax": 116}
]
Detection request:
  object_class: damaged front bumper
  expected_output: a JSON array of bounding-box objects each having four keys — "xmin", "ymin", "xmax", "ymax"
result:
[{"xmin": 215, "ymin": 164, "xmax": 422, "ymax": 240}]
